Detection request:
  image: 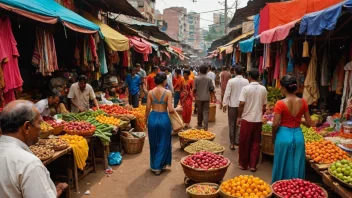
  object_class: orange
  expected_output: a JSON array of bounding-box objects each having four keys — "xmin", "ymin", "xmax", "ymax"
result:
[
  {"xmin": 235, "ymin": 193, "xmax": 241, "ymax": 197},
  {"xmin": 240, "ymin": 189, "xmax": 245, "ymax": 194},
  {"xmin": 253, "ymin": 188, "xmax": 259, "ymax": 193},
  {"xmin": 262, "ymin": 191, "xmax": 268, "ymax": 196},
  {"xmin": 246, "ymin": 188, "xmax": 252, "ymax": 193},
  {"xmin": 243, "ymin": 193, "xmax": 249, "ymax": 197}
]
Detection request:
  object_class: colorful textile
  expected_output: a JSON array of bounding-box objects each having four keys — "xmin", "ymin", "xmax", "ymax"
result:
[
  {"xmin": 98, "ymin": 41, "xmax": 108, "ymax": 75},
  {"xmin": 148, "ymin": 111, "xmax": 172, "ymax": 171},
  {"xmin": 274, "ymin": 99, "xmax": 308, "ymax": 128},
  {"xmin": 260, "ymin": 20, "xmax": 298, "ymax": 44},
  {"xmin": 254, "ymin": 14, "xmax": 260, "ymax": 37},
  {"xmin": 181, "ymin": 79, "xmax": 194, "ymax": 124},
  {"xmin": 287, "ymin": 39, "xmax": 294, "ymax": 73},
  {"xmin": 274, "ymin": 50, "xmax": 280, "ymax": 79},
  {"xmin": 340, "ymin": 61, "xmax": 352, "ymax": 114},
  {"xmin": 272, "ymin": 126, "xmax": 306, "ymax": 183},
  {"xmin": 173, "ymin": 76, "xmax": 185, "ymax": 92},
  {"xmin": 302, "ymin": 41, "xmax": 309, "ymax": 57},
  {"xmin": 238, "ymin": 119, "xmax": 262, "ymax": 169},
  {"xmin": 303, "ymin": 44, "xmax": 320, "ymax": 105},
  {"xmin": 299, "ymin": 1, "xmax": 344, "ymax": 36},
  {"xmin": 259, "ymin": 5, "xmax": 269, "ymax": 34},
  {"xmin": 239, "ymin": 37, "xmax": 255, "ymax": 53},
  {"xmin": 147, "ymin": 73, "xmax": 157, "ymax": 91},
  {"xmin": 261, "ymin": 0, "xmax": 342, "ymax": 32},
  {"xmin": 0, "ymin": 17, "xmax": 23, "ymax": 94},
  {"xmin": 32, "ymin": 28, "xmax": 58, "ymax": 76}
]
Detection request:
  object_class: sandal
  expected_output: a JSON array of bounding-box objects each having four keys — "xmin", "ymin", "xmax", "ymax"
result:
[
  {"xmin": 229, "ymin": 145, "xmax": 236, "ymax": 150},
  {"xmin": 238, "ymin": 165, "xmax": 246, "ymax": 170},
  {"xmin": 250, "ymin": 168, "xmax": 257, "ymax": 172},
  {"xmin": 153, "ymin": 170, "xmax": 161, "ymax": 176}
]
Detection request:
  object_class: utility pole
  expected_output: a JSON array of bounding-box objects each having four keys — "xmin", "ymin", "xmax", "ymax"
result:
[{"xmin": 224, "ymin": 0, "xmax": 228, "ymax": 34}]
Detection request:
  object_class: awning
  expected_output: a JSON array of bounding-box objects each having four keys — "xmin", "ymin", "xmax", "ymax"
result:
[
  {"xmin": 83, "ymin": 12, "xmax": 129, "ymax": 51},
  {"xmin": 0, "ymin": 0, "xmax": 99, "ymax": 33},
  {"xmin": 160, "ymin": 50, "xmax": 171, "ymax": 59},
  {"xmin": 130, "ymin": 36, "xmax": 158, "ymax": 51},
  {"xmin": 81, "ymin": 0, "xmax": 145, "ymax": 19},
  {"xmin": 345, "ymin": 0, "xmax": 352, "ymax": 12},
  {"xmin": 239, "ymin": 36, "xmax": 259, "ymax": 53},
  {"xmin": 299, "ymin": 1, "xmax": 345, "ymax": 36},
  {"xmin": 259, "ymin": 0, "xmax": 342, "ymax": 33},
  {"xmin": 171, "ymin": 46, "xmax": 183, "ymax": 53},
  {"xmin": 128, "ymin": 36, "xmax": 152, "ymax": 54},
  {"xmin": 219, "ymin": 30, "xmax": 254, "ymax": 52},
  {"xmin": 260, "ymin": 20, "xmax": 299, "ymax": 44}
]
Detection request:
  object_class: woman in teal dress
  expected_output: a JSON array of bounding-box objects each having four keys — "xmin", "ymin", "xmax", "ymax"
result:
[
  {"xmin": 271, "ymin": 75, "xmax": 312, "ymax": 183},
  {"xmin": 145, "ymin": 72, "xmax": 175, "ymax": 175}
]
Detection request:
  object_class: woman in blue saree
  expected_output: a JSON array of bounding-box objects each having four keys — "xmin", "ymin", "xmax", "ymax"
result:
[
  {"xmin": 145, "ymin": 72, "xmax": 175, "ymax": 175},
  {"xmin": 271, "ymin": 75, "xmax": 312, "ymax": 183}
]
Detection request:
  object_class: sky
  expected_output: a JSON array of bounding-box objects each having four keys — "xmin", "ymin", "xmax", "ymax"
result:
[{"xmin": 155, "ymin": 0, "xmax": 249, "ymax": 29}]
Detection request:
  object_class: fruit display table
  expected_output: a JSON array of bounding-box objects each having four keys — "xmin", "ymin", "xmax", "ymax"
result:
[{"xmin": 322, "ymin": 171, "xmax": 352, "ymax": 198}]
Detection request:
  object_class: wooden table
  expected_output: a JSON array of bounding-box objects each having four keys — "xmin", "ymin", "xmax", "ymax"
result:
[
  {"xmin": 309, "ymin": 160, "xmax": 330, "ymax": 176},
  {"xmin": 322, "ymin": 171, "xmax": 352, "ymax": 198}
]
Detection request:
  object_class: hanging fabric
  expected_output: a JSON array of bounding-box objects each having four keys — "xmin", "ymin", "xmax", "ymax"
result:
[
  {"xmin": 246, "ymin": 52, "xmax": 252, "ymax": 71},
  {"xmin": 340, "ymin": 61, "xmax": 352, "ymax": 115},
  {"xmin": 302, "ymin": 40, "xmax": 309, "ymax": 57},
  {"xmin": 263, "ymin": 44, "xmax": 271, "ymax": 68},
  {"xmin": 274, "ymin": 49, "xmax": 280, "ymax": 80},
  {"xmin": 303, "ymin": 44, "xmax": 320, "ymax": 106},
  {"xmin": 321, "ymin": 48, "xmax": 330, "ymax": 86},
  {"xmin": 280, "ymin": 41, "xmax": 287, "ymax": 78},
  {"xmin": 287, "ymin": 39, "xmax": 294, "ymax": 73},
  {"xmin": 32, "ymin": 28, "xmax": 58, "ymax": 76},
  {"xmin": 74, "ymin": 44, "xmax": 80, "ymax": 66},
  {"xmin": 98, "ymin": 41, "xmax": 108, "ymax": 75}
]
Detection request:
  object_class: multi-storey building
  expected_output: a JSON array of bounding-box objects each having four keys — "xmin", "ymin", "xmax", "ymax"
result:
[
  {"xmin": 186, "ymin": 11, "xmax": 201, "ymax": 49},
  {"xmin": 128, "ymin": 0, "xmax": 156, "ymax": 23},
  {"xmin": 163, "ymin": 7, "xmax": 187, "ymax": 42}
]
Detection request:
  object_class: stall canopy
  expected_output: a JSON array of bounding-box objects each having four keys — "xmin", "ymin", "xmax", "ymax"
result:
[
  {"xmin": 299, "ymin": 1, "xmax": 345, "ymax": 35},
  {"xmin": 0, "ymin": 0, "xmax": 100, "ymax": 33},
  {"xmin": 218, "ymin": 30, "xmax": 254, "ymax": 52},
  {"xmin": 81, "ymin": 0, "xmax": 145, "ymax": 19},
  {"xmin": 345, "ymin": 0, "xmax": 352, "ymax": 12},
  {"xmin": 239, "ymin": 36, "xmax": 259, "ymax": 53},
  {"xmin": 83, "ymin": 12, "xmax": 129, "ymax": 51},
  {"xmin": 260, "ymin": 20, "xmax": 299, "ymax": 44},
  {"xmin": 128, "ymin": 36, "xmax": 152, "ymax": 55},
  {"xmin": 259, "ymin": 0, "xmax": 342, "ymax": 33}
]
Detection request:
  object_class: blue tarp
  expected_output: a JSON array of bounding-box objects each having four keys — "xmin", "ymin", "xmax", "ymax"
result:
[
  {"xmin": 299, "ymin": 1, "xmax": 344, "ymax": 36},
  {"xmin": 0, "ymin": 0, "xmax": 99, "ymax": 32},
  {"xmin": 344, "ymin": 0, "xmax": 352, "ymax": 13},
  {"xmin": 254, "ymin": 14, "xmax": 260, "ymax": 37},
  {"xmin": 239, "ymin": 36, "xmax": 259, "ymax": 53}
]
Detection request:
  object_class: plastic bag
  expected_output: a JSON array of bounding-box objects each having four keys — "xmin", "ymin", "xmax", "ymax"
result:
[
  {"xmin": 100, "ymin": 93, "xmax": 113, "ymax": 105},
  {"xmin": 108, "ymin": 152, "xmax": 122, "ymax": 166}
]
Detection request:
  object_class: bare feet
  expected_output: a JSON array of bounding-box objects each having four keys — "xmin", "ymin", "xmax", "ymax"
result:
[{"xmin": 56, "ymin": 183, "xmax": 68, "ymax": 197}]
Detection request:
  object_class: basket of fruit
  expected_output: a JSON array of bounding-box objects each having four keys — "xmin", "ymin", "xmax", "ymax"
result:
[
  {"xmin": 46, "ymin": 138, "xmax": 69, "ymax": 151},
  {"xmin": 40, "ymin": 121, "xmax": 54, "ymax": 139},
  {"xmin": 305, "ymin": 140, "xmax": 350, "ymax": 164},
  {"xmin": 45, "ymin": 120, "xmax": 65, "ymax": 135},
  {"xmin": 121, "ymin": 131, "xmax": 146, "ymax": 154},
  {"xmin": 328, "ymin": 159, "xmax": 352, "ymax": 189},
  {"xmin": 178, "ymin": 129, "xmax": 216, "ymax": 149},
  {"xmin": 64, "ymin": 121, "xmax": 96, "ymax": 136},
  {"xmin": 271, "ymin": 179, "xmax": 327, "ymax": 198},
  {"xmin": 219, "ymin": 175, "xmax": 272, "ymax": 198},
  {"xmin": 184, "ymin": 140, "xmax": 225, "ymax": 155},
  {"xmin": 186, "ymin": 183, "xmax": 219, "ymax": 198},
  {"xmin": 30, "ymin": 144, "xmax": 55, "ymax": 161},
  {"xmin": 180, "ymin": 151, "xmax": 230, "ymax": 183}
]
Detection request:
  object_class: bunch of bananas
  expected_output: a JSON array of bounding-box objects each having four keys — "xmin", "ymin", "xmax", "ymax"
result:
[{"xmin": 60, "ymin": 135, "xmax": 89, "ymax": 170}]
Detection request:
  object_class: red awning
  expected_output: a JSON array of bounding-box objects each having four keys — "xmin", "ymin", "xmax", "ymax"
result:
[
  {"xmin": 128, "ymin": 36, "xmax": 152, "ymax": 54},
  {"xmin": 260, "ymin": 0, "xmax": 342, "ymax": 33}
]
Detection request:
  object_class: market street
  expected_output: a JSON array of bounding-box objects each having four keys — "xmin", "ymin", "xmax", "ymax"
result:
[{"xmin": 74, "ymin": 89, "xmax": 273, "ymax": 198}]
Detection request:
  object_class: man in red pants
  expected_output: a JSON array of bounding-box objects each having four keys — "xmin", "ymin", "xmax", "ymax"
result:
[{"xmin": 237, "ymin": 69, "xmax": 267, "ymax": 172}]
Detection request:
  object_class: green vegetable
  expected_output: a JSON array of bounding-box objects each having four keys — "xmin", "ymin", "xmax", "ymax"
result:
[
  {"xmin": 184, "ymin": 140, "xmax": 223, "ymax": 154},
  {"xmin": 262, "ymin": 124, "xmax": 272, "ymax": 133}
]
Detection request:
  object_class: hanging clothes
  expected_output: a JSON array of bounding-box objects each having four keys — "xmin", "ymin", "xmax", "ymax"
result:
[
  {"xmin": 274, "ymin": 50, "xmax": 281, "ymax": 80},
  {"xmin": 98, "ymin": 41, "xmax": 108, "ymax": 75},
  {"xmin": 302, "ymin": 41, "xmax": 309, "ymax": 58},
  {"xmin": 321, "ymin": 49, "xmax": 330, "ymax": 86},
  {"xmin": 246, "ymin": 52, "xmax": 252, "ymax": 71},
  {"xmin": 122, "ymin": 51, "xmax": 129, "ymax": 67},
  {"xmin": 340, "ymin": 61, "xmax": 352, "ymax": 115},
  {"xmin": 303, "ymin": 44, "xmax": 320, "ymax": 106},
  {"xmin": 280, "ymin": 41, "xmax": 288, "ymax": 78},
  {"xmin": 263, "ymin": 44, "xmax": 271, "ymax": 68},
  {"xmin": 32, "ymin": 28, "xmax": 58, "ymax": 76},
  {"xmin": 287, "ymin": 39, "xmax": 294, "ymax": 73},
  {"xmin": 0, "ymin": 16, "xmax": 23, "ymax": 105}
]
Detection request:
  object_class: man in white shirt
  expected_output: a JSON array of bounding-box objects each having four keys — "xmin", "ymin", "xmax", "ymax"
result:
[
  {"xmin": 223, "ymin": 66, "xmax": 249, "ymax": 150},
  {"xmin": 68, "ymin": 75, "xmax": 99, "ymax": 113},
  {"xmin": 0, "ymin": 100, "xmax": 67, "ymax": 198},
  {"xmin": 35, "ymin": 90, "xmax": 60, "ymax": 117},
  {"xmin": 237, "ymin": 69, "xmax": 267, "ymax": 172},
  {"xmin": 206, "ymin": 66, "xmax": 216, "ymax": 87}
]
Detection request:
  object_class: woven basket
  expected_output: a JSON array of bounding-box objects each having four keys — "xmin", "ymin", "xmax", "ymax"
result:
[
  {"xmin": 261, "ymin": 132, "xmax": 274, "ymax": 155},
  {"xmin": 219, "ymin": 186, "xmax": 273, "ymax": 198},
  {"xmin": 51, "ymin": 126, "xmax": 64, "ymax": 136},
  {"xmin": 184, "ymin": 146, "xmax": 225, "ymax": 155},
  {"xmin": 186, "ymin": 183, "xmax": 220, "ymax": 198},
  {"xmin": 180, "ymin": 156, "xmax": 230, "ymax": 183},
  {"xmin": 328, "ymin": 167, "xmax": 352, "ymax": 189},
  {"xmin": 39, "ymin": 130, "xmax": 53, "ymax": 139},
  {"xmin": 51, "ymin": 144, "xmax": 69, "ymax": 151},
  {"xmin": 64, "ymin": 129, "xmax": 95, "ymax": 136},
  {"xmin": 178, "ymin": 134, "xmax": 216, "ymax": 149},
  {"xmin": 271, "ymin": 180, "xmax": 328, "ymax": 198},
  {"xmin": 121, "ymin": 135, "xmax": 146, "ymax": 154}
]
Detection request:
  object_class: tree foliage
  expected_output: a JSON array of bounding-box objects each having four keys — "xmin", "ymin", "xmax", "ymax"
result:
[{"xmin": 204, "ymin": 25, "xmax": 225, "ymax": 42}]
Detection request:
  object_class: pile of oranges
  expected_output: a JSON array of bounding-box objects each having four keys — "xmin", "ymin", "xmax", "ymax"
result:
[
  {"xmin": 306, "ymin": 140, "xmax": 350, "ymax": 164},
  {"xmin": 220, "ymin": 175, "xmax": 271, "ymax": 198},
  {"xmin": 96, "ymin": 114, "xmax": 120, "ymax": 126},
  {"xmin": 179, "ymin": 129, "xmax": 215, "ymax": 140}
]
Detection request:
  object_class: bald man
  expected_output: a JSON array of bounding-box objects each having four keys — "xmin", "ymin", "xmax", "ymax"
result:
[{"xmin": 0, "ymin": 100, "xmax": 67, "ymax": 198}]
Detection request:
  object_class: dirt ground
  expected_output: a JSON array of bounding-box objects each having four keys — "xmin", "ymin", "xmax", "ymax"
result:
[{"xmin": 73, "ymin": 90, "xmax": 273, "ymax": 198}]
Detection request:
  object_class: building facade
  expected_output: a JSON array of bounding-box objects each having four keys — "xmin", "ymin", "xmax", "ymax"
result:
[
  {"xmin": 163, "ymin": 7, "xmax": 187, "ymax": 42},
  {"xmin": 128, "ymin": 0, "xmax": 156, "ymax": 23},
  {"xmin": 185, "ymin": 11, "xmax": 201, "ymax": 49}
]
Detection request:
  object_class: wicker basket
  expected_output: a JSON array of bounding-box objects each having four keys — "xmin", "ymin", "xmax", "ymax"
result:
[
  {"xmin": 261, "ymin": 132, "xmax": 274, "ymax": 156},
  {"xmin": 219, "ymin": 187, "xmax": 273, "ymax": 198},
  {"xmin": 121, "ymin": 134, "xmax": 146, "ymax": 154},
  {"xmin": 184, "ymin": 146, "xmax": 225, "ymax": 155},
  {"xmin": 328, "ymin": 167, "xmax": 352, "ymax": 189},
  {"xmin": 40, "ymin": 130, "xmax": 53, "ymax": 139},
  {"xmin": 180, "ymin": 156, "xmax": 230, "ymax": 183},
  {"xmin": 51, "ymin": 126, "xmax": 64, "ymax": 136},
  {"xmin": 64, "ymin": 129, "xmax": 95, "ymax": 136},
  {"xmin": 186, "ymin": 183, "xmax": 220, "ymax": 198},
  {"xmin": 178, "ymin": 134, "xmax": 216, "ymax": 149},
  {"xmin": 271, "ymin": 180, "xmax": 328, "ymax": 198},
  {"xmin": 51, "ymin": 144, "xmax": 69, "ymax": 151}
]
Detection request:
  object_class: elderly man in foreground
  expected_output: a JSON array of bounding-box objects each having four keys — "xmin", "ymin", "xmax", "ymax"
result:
[{"xmin": 0, "ymin": 100, "xmax": 67, "ymax": 198}]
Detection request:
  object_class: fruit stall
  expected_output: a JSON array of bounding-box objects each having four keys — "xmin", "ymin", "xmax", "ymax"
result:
[{"xmin": 34, "ymin": 104, "xmax": 147, "ymax": 195}]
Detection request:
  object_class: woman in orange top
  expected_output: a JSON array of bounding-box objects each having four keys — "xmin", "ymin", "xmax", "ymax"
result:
[
  {"xmin": 180, "ymin": 70, "xmax": 194, "ymax": 128},
  {"xmin": 173, "ymin": 69, "xmax": 184, "ymax": 108},
  {"xmin": 271, "ymin": 75, "xmax": 312, "ymax": 183}
]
